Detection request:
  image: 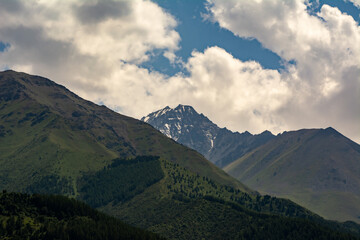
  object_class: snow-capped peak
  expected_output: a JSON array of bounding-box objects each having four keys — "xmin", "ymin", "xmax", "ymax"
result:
[
  {"xmin": 141, "ymin": 104, "xmax": 275, "ymax": 168},
  {"xmin": 142, "ymin": 104, "xmax": 197, "ymax": 123}
]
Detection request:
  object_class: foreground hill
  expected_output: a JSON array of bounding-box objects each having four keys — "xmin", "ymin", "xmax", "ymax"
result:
[
  {"xmin": 0, "ymin": 191, "xmax": 164, "ymax": 239},
  {"xmin": 142, "ymin": 105, "xmax": 274, "ymax": 167},
  {"xmin": 0, "ymin": 70, "xmax": 247, "ymax": 193},
  {"xmin": 1, "ymin": 70, "xmax": 359, "ymax": 239},
  {"xmin": 225, "ymin": 128, "xmax": 360, "ymax": 223}
]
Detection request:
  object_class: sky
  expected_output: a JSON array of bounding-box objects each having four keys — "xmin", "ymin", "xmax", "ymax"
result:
[{"xmin": 0, "ymin": 0, "xmax": 359, "ymax": 143}]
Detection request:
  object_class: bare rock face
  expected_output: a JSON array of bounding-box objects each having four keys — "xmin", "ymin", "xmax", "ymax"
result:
[{"xmin": 142, "ymin": 104, "xmax": 274, "ymax": 167}]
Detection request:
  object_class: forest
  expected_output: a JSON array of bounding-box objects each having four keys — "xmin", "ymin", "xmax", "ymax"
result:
[{"xmin": 0, "ymin": 191, "xmax": 164, "ymax": 240}]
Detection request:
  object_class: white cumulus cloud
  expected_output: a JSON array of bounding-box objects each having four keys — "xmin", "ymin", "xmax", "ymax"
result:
[
  {"xmin": 204, "ymin": 0, "xmax": 360, "ymax": 142},
  {"xmin": 347, "ymin": 0, "xmax": 360, "ymax": 8},
  {"xmin": 0, "ymin": 0, "xmax": 183, "ymax": 118},
  {"xmin": 177, "ymin": 47, "xmax": 292, "ymax": 133}
]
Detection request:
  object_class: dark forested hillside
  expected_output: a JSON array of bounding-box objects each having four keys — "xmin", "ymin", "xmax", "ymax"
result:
[
  {"xmin": 0, "ymin": 191, "xmax": 164, "ymax": 240},
  {"xmin": 99, "ymin": 156, "xmax": 360, "ymax": 239}
]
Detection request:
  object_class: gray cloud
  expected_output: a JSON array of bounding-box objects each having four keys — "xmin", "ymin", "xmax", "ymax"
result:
[
  {"xmin": 75, "ymin": 1, "xmax": 131, "ymax": 24},
  {"xmin": 0, "ymin": 0, "xmax": 23, "ymax": 13},
  {"xmin": 1, "ymin": 26, "xmax": 70, "ymax": 65}
]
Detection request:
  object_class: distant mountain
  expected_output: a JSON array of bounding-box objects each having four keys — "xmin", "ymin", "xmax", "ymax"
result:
[
  {"xmin": 224, "ymin": 128, "xmax": 360, "ymax": 224},
  {"xmin": 1, "ymin": 70, "xmax": 360, "ymax": 239},
  {"xmin": 142, "ymin": 104, "xmax": 275, "ymax": 167}
]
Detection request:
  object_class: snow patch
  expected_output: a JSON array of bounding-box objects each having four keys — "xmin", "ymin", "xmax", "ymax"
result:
[
  {"xmin": 163, "ymin": 123, "xmax": 172, "ymax": 138},
  {"xmin": 154, "ymin": 110, "xmax": 161, "ymax": 118},
  {"xmin": 160, "ymin": 107, "xmax": 171, "ymax": 116},
  {"xmin": 205, "ymin": 131, "xmax": 214, "ymax": 151},
  {"xmin": 175, "ymin": 122, "xmax": 182, "ymax": 134}
]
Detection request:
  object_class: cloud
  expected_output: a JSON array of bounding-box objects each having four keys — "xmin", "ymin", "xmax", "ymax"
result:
[
  {"xmin": 75, "ymin": 1, "xmax": 130, "ymax": 24},
  {"xmin": 347, "ymin": 0, "xmax": 360, "ymax": 8},
  {"xmin": 204, "ymin": 0, "xmax": 360, "ymax": 142},
  {"xmin": 0, "ymin": 0, "xmax": 359, "ymax": 143},
  {"xmin": 0, "ymin": 0, "xmax": 23, "ymax": 13},
  {"xmin": 0, "ymin": 0, "xmax": 180, "ymax": 66},
  {"xmin": 177, "ymin": 47, "xmax": 291, "ymax": 132},
  {"xmin": 0, "ymin": 0, "xmax": 180, "ymax": 117}
]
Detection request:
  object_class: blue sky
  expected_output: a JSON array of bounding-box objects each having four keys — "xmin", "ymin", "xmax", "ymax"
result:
[
  {"xmin": 0, "ymin": 0, "xmax": 359, "ymax": 143},
  {"xmin": 3, "ymin": 0, "xmax": 357, "ymax": 76},
  {"xmin": 141, "ymin": 0, "xmax": 283, "ymax": 76},
  {"xmin": 0, "ymin": 42, "xmax": 9, "ymax": 52},
  {"xmin": 139, "ymin": 0, "xmax": 360, "ymax": 77}
]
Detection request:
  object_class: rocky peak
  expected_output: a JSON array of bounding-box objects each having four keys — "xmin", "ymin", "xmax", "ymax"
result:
[{"xmin": 142, "ymin": 105, "xmax": 275, "ymax": 168}]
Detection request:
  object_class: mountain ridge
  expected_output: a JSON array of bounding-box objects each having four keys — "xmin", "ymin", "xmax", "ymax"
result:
[
  {"xmin": 142, "ymin": 104, "xmax": 360, "ymax": 224},
  {"xmin": 142, "ymin": 104, "xmax": 275, "ymax": 167}
]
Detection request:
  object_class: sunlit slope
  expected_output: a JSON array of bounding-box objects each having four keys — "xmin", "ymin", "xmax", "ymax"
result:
[
  {"xmin": 225, "ymin": 128, "xmax": 360, "ymax": 223},
  {"xmin": 0, "ymin": 70, "xmax": 248, "ymax": 193}
]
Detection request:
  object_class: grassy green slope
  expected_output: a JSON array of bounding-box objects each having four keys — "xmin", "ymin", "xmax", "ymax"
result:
[
  {"xmin": 0, "ymin": 99, "xmax": 119, "ymax": 195},
  {"xmin": 0, "ymin": 70, "xmax": 248, "ymax": 193},
  {"xmin": 224, "ymin": 128, "xmax": 360, "ymax": 223}
]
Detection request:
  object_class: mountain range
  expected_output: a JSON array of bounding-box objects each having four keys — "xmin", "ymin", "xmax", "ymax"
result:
[
  {"xmin": 1, "ymin": 70, "xmax": 360, "ymax": 239},
  {"xmin": 143, "ymin": 105, "xmax": 360, "ymax": 224},
  {"xmin": 142, "ymin": 104, "xmax": 275, "ymax": 167}
]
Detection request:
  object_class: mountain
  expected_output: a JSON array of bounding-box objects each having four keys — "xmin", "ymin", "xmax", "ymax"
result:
[
  {"xmin": 142, "ymin": 104, "xmax": 275, "ymax": 167},
  {"xmin": 1, "ymin": 70, "xmax": 360, "ymax": 239},
  {"xmin": 0, "ymin": 191, "xmax": 164, "ymax": 240},
  {"xmin": 0, "ymin": 70, "xmax": 246, "ymax": 193},
  {"xmin": 143, "ymin": 105, "xmax": 360, "ymax": 224},
  {"xmin": 224, "ymin": 128, "xmax": 360, "ymax": 224}
]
